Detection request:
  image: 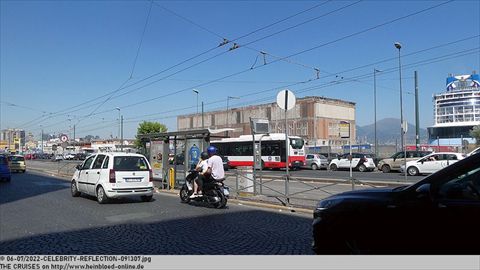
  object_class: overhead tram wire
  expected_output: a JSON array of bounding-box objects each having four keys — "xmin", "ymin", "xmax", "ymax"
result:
[
  {"xmin": 101, "ymin": 0, "xmax": 455, "ymax": 112},
  {"xmin": 33, "ymin": 43, "xmax": 478, "ymax": 134},
  {"xmin": 25, "ymin": 1, "xmax": 332, "ymax": 127},
  {"xmin": 24, "ymin": 1, "xmax": 462, "ymax": 132},
  {"xmin": 29, "ymin": 39, "xmax": 479, "ymax": 135}
]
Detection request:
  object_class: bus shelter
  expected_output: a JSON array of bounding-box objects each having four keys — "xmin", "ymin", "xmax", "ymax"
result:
[{"xmin": 137, "ymin": 128, "xmax": 232, "ymax": 189}]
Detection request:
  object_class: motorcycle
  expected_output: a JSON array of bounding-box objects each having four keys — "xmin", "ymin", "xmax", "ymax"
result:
[{"xmin": 179, "ymin": 170, "xmax": 229, "ymax": 208}]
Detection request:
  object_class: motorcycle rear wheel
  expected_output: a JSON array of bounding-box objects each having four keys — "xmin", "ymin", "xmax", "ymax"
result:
[
  {"xmin": 180, "ymin": 186, "xmax": 191, "ymax": 203},
  {"xmin": 213, "ymin": 190, "xmax": 227, "ymax": 209}
]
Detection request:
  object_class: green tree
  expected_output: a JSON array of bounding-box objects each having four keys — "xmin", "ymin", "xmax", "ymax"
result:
[
  {"xmin": 470, "ymin": 125, "xmax": 480, "ymax": 145},
  {"xmin": 135, "ymin": 121, "xmax": 168, "ymax": 149}
]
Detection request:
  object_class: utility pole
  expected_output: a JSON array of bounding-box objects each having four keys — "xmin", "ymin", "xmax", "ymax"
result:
[
  {"xmin": 415, "ymin": 71, "xmax": 420, "ymax": 151},
  {"xmin": 121, "ymin": 115, "xmax": 124, "ymax": 152},
  {"xmin": 41, "ymin": 128, "xmax": 44, "ymax": 153},
  {"xmin": 201, "ymin": 102, "xmax": 204, "ymax": 129}
]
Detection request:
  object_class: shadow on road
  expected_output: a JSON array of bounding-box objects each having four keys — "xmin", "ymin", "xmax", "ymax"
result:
[
  {"xmin": 0, "ymin": 172, "xmax": 70, "ymax": 204},
  {"xmin": 0, "ymin": 209, "xmax": 314, "ymax": 255}
]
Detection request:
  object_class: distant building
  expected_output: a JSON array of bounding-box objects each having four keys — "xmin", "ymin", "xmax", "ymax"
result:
[
  {"xmin": 0, "ymin": 129, "xmax": 26, "ymax": 153},
  {"xmin": 177, "ymin": 96, "xmax": 356, "ymax": 150}
]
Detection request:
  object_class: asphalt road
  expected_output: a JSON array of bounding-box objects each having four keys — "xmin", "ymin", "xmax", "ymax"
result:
[{"xmin": 0, "ymin": 171, "xmax": 314, "ymax": 255}]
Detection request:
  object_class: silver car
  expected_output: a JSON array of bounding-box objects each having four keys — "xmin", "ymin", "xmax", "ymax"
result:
[{"xmin": 304, "ymin": 154, "xmax": 328, "ymax": 170}]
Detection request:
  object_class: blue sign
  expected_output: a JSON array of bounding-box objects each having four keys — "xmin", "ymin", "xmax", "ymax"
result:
[{"xmin": 189, "ymin": 144, "xmax": 200, "ymax": 165}]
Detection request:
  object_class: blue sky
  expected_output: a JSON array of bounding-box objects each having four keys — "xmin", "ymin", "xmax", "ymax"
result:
[{"xmin": 1, "ymin": 0, "xmax": 479, "ymax": 139}]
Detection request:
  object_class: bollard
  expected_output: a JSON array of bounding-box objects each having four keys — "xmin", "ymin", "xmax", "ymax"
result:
[{"xmin": 169, "ymin": 168, "xmax": 175, "ymax": 190}]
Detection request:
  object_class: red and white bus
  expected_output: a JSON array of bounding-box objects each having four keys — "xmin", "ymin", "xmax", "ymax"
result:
[{"xmin": 211, "ymin": 133, "xmax": 306, "ymax": 169}]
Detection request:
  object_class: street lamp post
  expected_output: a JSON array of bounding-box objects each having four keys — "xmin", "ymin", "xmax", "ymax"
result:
[
  {"xmin": 374, "ymin": 69, "xmax": 382, "ymax": 158},
  {"xmin": 40, "ymin": 125, "xmax": 43, "ymax": 153},
  {"xmin": 395, "ymin": 42, "xmax": 407, "ymax": 182},
  {"xmin": 226, "ymin": 96, "xmax": 240, "ymax": 127},
  {"xmin": 394, "ymin": 42, "xmax": 404, "ymax": 150},
  {"xmin": 193, "ymin": 89, "xmax": 199, "ymax": 128}
]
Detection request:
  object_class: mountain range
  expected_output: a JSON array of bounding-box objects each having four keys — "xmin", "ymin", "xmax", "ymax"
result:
[{"xmin": 356, "ymin": 118, "xmax": 428, "ymax": 145}]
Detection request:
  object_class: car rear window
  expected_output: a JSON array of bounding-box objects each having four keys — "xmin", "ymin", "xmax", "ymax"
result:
[
  {"xmin": 113, "ymin": 156, "xmax": 149, "ymax": 171},
  {"xmin": 10, "ymin": 156, "xmax": 25, "ymax": 162}
]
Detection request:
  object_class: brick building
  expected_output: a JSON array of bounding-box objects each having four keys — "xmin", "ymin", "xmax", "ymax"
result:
[{"xmin": 177, "ymin": 96, "xmax": 356, "ymax": 149}]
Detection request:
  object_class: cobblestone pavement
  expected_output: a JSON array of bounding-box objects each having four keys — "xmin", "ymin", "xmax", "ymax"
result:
[{"xmin": 0, "ymin": 172, "xmax": 314, "ymax": 255}]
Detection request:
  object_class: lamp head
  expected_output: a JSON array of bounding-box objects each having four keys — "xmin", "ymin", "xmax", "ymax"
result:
[
  {"xmin": 394, "ymin": 42, "xmax": 402, "ymax": 50},
  {"xmin": 192, "ymin": 89, "xmax": 199, "ymax": 94}
]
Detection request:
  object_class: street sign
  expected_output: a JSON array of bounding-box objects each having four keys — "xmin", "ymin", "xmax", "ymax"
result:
[
  {"xmin": 251, "ymin": 118, "xmax": 270, "ymax": 134},
  {"xmin": 276, "ymin": 90, "xmax": 296, "ymax": 111},
  {"xmin": 339, "ymin": 121, "xmax": 350, "ymax": 138},
  {"xmin": 60, "ymin": 134, "xmax": 68, "ymax": 142}
]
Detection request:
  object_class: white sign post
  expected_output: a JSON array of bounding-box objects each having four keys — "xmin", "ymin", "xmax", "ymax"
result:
[
  {"xmin": 340, "ymin": 121, "xmax": 353, "ymax": 189},
  {"xmin": 276, "ymin": 89, "xmax": 296, "ymax": 204}
]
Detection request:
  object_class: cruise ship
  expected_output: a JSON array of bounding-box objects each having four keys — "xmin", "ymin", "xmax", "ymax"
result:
[{"xmin": 428, "ymin": 72, "xmax": 480, "ymax": 145}]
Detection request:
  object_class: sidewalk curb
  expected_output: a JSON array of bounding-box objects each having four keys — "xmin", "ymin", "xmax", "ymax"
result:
[{"xmin": 154, "ymin": 188, "xmax": 313, "ymax": 214}]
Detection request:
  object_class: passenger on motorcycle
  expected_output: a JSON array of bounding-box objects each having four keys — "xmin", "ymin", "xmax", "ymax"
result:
[
  {"xmin": 190, "ymin": 151, "xmax": 209, "ymax": 198},
  {"xmin": 195, "ymin": 145, "xmax": 225, "ymax": 193}
]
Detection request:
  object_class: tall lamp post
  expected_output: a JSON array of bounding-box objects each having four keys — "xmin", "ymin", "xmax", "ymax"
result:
[
  {"xmin": 193, "ymin": 89, "xmax": 199, "ymax": 128},
  {"xmin": 226, "ymin": 96, "xmax": 240, "ymax": 127},
  {"xmin": 394, "ymin": 42, "xmax": 404, "ymax": 150},
  {"xmin": 374, "ymin": 69, "xmax": 382, "ymax": 158}
]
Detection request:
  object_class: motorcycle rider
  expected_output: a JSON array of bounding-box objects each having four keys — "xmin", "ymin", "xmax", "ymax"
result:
[
  {"xmin": 196, "ymin": 145, "xmax": 225, "ymax": 192},
  {"xmin": 190, "ymin": 151, "xmax": 209, "ymax": 198}
]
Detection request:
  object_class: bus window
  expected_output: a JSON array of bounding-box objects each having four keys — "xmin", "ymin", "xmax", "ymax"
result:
[{"xmin": 290, "ymin": 138, "xmax": 304, "ymax": 149}]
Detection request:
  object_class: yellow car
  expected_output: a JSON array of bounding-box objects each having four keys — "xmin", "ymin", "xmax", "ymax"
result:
[{"xmin": 9, "ymin": 155, "xmax": 26, "ymax": 173}]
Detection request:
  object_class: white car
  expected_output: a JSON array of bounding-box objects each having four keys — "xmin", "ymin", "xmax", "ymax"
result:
[
  {"xmin": 64, "ymin": 153, "xmax": 75, "ymax": 160},
  {"xmin": 401, "ymin": 152, "xmax": 466, "ymax": 176},
  {"xmin": 329, "ymin": 153, "xmax": 376, "ymax": 172},
  {"xmin": 71, "ymin": 153, "xmax": 154, "ymax": 203},
  {"xmin": 467, "ymin": 147, "xmax": 480, "ymax": 156}
]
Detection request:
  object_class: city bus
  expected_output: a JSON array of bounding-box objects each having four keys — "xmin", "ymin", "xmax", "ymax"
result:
[{"xmin": 211, "ymin": 133, "xmax": 306, "ymax": 169}]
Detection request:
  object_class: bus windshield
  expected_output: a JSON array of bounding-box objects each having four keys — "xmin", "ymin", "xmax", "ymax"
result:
[{"xmin": 290, "ymin": 138, "xmax": 304, "ymax": 149}]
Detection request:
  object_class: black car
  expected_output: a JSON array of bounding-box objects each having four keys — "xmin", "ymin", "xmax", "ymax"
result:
[{"xmin": 312, "ymin": 152, "xmax": 480, "ymax": 255}]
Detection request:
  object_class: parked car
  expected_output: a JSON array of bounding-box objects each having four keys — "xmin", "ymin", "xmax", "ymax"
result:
[
  {"xmin": 329, "ymin": 153, "xmax": 376, "ymax": 172},
  {"xmin": 74, "ymin": 153, "xmax": 87, "ymax": 160},
  {"xmin": 377, "ymin": 151, "xmax": 432, "ymax": 173},
  {"xmin": 8, "ymin": 155, "xmax": 26, "ymax": 173},
  {"xmin": 401, "ymin": 152, "xmax": 466, "ymax": 176},
  {"xmin": 71, "ymin": 153, "xmax": 154, "ymax": 204},
  {"xmin": 318, "ymin": 152, "xmax": 339, "ymax": 164},
  {"xmin": 64, "ymin": 153, "xmax": 76, "ymax": 160},
  {"xmin": 0, "ymin": 155, "xmax": 11, "ymax": 182},
  {"xmin": 313, "ymin": 152, "xmax": 480, "ymax": 254},
  {"xmin": 52, "ymin": 154, "xmax": 64, "ymax": 162},
  {"xmin": 304, "ymin": 154, "xmax": 328, "ymax": 170},
  {"xmin": 468, "ymin": 147, "xmax": 480, "ymax": 156}
]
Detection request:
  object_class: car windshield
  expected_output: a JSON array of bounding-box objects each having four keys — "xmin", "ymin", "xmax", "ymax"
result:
[
  {"xmin": 290, "ymin": 138, "xmax": 304, "ymax": 149},
  {"xmin": 113, "ymin": 156, "xmax": 149, "ymax": 171},
  {"xmin": 10, "ymin": 156, "xmax": 25, "ymax": 162},
  {"xmin": 318, "ymin": 155, "xmax": 327, "ymax": 159}
]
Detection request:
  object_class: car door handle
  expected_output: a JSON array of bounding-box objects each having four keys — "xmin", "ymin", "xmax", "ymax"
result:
[
  {"xmin": 86, "ymin": 172, "xmax": 88, "ymax": 174},
  {"xmin": 97, "ymin": 172, "xmax": 100, "ymax": 174}
]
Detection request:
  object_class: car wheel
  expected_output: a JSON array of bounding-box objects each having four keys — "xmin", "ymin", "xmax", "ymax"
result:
[
  {"xmin": 407, "ymin": 166, "xmax": 419, "ymax": 176},
  {"xmin": 358, "ymin": 164, "xmax": 367, "ymax": 172},
  {"xmin": 96, "ymin": 186, "xmax": 108, "ymax": 204},
  {"xmin": 71, "ymin": 181, "xmax": 80, "ymax": 197},
  {"xmin": 330, "ymin": 164, "xmax": 338, "ymax": 171},
  {"xmin": 381, "ymin": 165, "xmax": 391, "ymax": 173},
  {"xmin": 311, "ymin": 163, "xmax": 318, "ymax": 170},
  {"xmin": 141, "ymin": 195, "xmax": 153, "ymax": 202}
]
